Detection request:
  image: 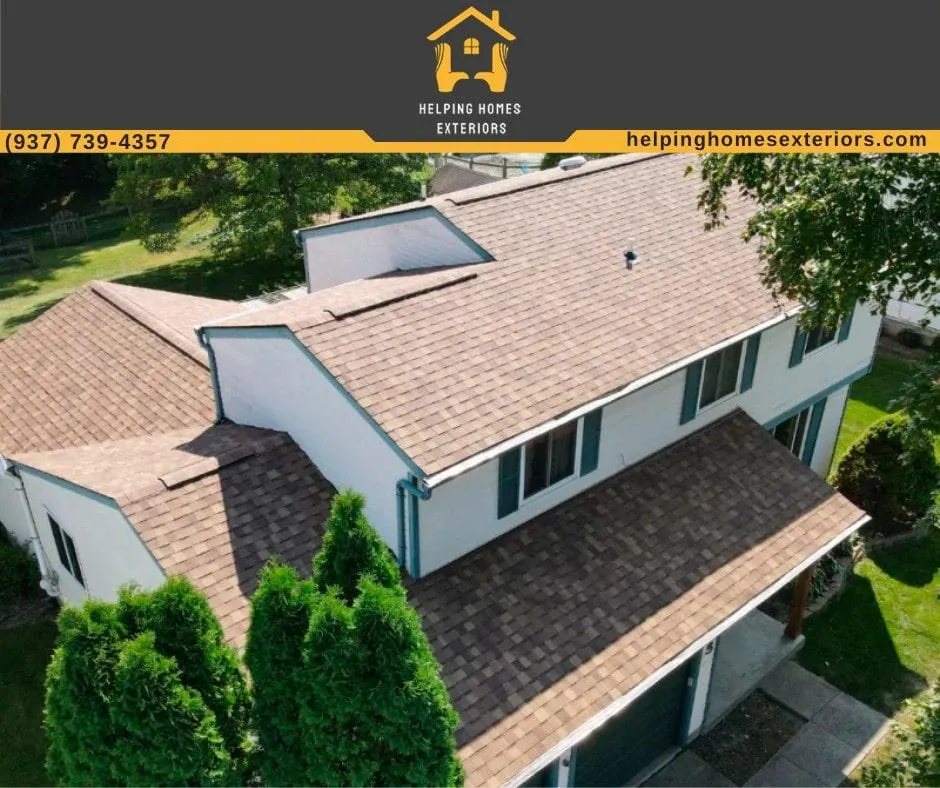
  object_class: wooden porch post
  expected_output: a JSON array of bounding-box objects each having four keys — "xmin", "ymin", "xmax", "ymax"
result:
[{"xmin": 785, "ymin": 564, "xmax": 815, "ymax": 639}]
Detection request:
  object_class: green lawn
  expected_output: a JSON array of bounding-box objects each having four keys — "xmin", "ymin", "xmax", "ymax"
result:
[
  {"xmin": 0, "ymin": 216, "xmax": 216, "ymax": 338},
  {"xmin": 801, "ymin": 348, "xmax": 940, "ymax": 719},
  {"xmin": 0, "ymin": 621, "xmax": 57, "ymax": 786},
  {"xmin": 831, "ymin": 352, "xmax": 940, "ymax": 469},
  {"xmin": 799, "ymin": 529, "xmax": 940, "ymax": 714}
]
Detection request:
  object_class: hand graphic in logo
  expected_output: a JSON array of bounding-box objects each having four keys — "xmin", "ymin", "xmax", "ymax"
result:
[
  {"xmin": 474, "ymin": 42, "xmax": 509, "ymax": 93},
  {"xmin": 434, "ymin": 43, "xmax": 470, "ymax": 92}
]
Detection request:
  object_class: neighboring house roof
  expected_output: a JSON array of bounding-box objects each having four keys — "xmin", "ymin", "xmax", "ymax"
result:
[
  {"xmin": 0, "ymin": 281, "xmax": 244, "ymax": 455},
  {"xmin": 14, "ymin": 422, "xmax": 335, "ymax": 644},
  {"xmin": 408, "ymin": 410, "xmax": 865, "ymax": 784},
  {"xmin": 428, "ymin": 163, "xmax": 499, "ymax": 197},
  {"xmin": 214, "ymin": 154, "xmax": 794, "ymax": 477},
  {"xmin": 427, "ymin": 7, "xmax": 516, "ymax": 41}
]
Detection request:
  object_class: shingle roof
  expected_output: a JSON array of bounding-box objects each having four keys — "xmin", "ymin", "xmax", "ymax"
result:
[
  {"xmin": 15, "ymin": 423, "xmax": 336, "ymax": 645},
  {"xmin": 408, "ymin": 410, "xmax": 865, "ymax": 784},
  {"xmin": 0, "ymin": 282, "xmax": 244, "ymax": 455},
  {"xmin": 216, "ymin": 154, "xmax": 793, "ymax": 477},
  {"xmin": 428, "ymin": 163, "xmax": 499, "ymax": 197}
]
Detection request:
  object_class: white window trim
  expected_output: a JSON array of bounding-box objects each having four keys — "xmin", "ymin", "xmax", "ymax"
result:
[
  {"xmin": 803, "ymin": 319, "xmax": 842, "ymax": 358},
  {"xmin": 773, "ymin": 408, "xmax": 810, "ymax": 458},
  {"xmin": 696, "ymin": 342, "xmax": 745, "ymax": 415},
  {"xmin": 46, "ymin": 507, "xmax": 86, "ymax": 590},
  {"xmin": 519, "ymin": 418, "xmax": 584, "ymax": 507}
]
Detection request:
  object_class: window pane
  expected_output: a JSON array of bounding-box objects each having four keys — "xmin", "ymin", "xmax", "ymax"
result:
[
  {"xmin": 773, "ymin": 415, "xmax": 798, "ymax": 452},
  {"xmin": 549, "ymin": 422, "xmax": 577, "ymax": 485},
  {"xmin": 805, "ymin": 325, "xmax": 835, "ymax": 353},
  {"xmin": 64, "ymin": 532, "xmax": 85, "ymax": 587},
  {"xmin": 699, "ymin": 355, "xmax": 721, "ymax": 408},
  {"xmin": 48, "ymin": 516, "xmax": 70, "ymax": 572},
  {"xmin": 792, "ymin": 409, "xmax": 809, "ymax": 456},
  {"xmin": 717, "ymin": 342, "xmax": 742, "ymax": 399},
  {"xmin": 524, "ymin": 435, "xmax": 549, "ymax": 498},
  {"xmin": 804, "ymin": 327, "xmax": 821, "ymax": 353}
]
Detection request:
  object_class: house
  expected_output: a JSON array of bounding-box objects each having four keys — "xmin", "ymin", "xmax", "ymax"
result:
[
  {"xmin": 428, "ymin": 7, "xmax": 516, "ymax": 93},
  {"xmin": 429, "ymin": 161, "xmax": 499, "ymax": 196},
  {"xmin": 0, "ymin": 154, "xmax": 877, "ymax": 786}
]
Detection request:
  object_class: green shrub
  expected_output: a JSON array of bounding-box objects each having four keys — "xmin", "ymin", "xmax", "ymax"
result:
[
  {"xmin": 45, "ymin": 578, "xmax": 249, "ymax": 786},
  {"xmin": 248, "ymin": 491, "xmax": 463, "ymax": 787},
  {"xmin": 860, "ymin": 682, "xmax": 939, "ymax": 786},
  {"xmin": 313, "ymin": 490, "xmax": 400, "ymax": 604},
  {"xmin": 0, "ymin": 540, "xmax": 40, "ymax": 603},
  {"xmin": 832, "ymin": 414, "xmax": 939, "ymax": 535}
]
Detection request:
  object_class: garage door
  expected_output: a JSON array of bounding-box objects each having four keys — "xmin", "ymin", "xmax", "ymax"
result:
[{"xmin": 573, "ymin": 659, "xmax": 691, "ymax": 786}]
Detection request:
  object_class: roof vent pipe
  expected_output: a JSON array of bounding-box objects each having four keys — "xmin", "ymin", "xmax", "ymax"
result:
[
  {"xmin": 624, "ymin": 242, "xmax": 640, "ymax": 270},
  {"xmin": 558, "ymin": 155, "xmax": 587, "ymax": 171}
]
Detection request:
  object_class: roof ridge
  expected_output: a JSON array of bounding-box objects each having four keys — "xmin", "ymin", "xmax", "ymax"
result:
[
  {"xmin": 89, "ymin": 281, "xmax": 209, "ymax": 369},
  {"xmin": 443, "ymin": 153, "xmax": 670, "ymax": 206}
]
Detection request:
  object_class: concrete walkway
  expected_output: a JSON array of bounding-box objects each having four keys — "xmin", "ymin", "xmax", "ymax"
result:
[{"xmin": 648, "ymin": 661, "xmax": 891, "ymax": 787}]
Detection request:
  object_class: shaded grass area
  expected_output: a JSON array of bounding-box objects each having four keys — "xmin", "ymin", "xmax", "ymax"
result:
[
  {"xmin": 799, "ymin": 529, "xmax": 940, "ymax": 716},
  {"xmin": 0, "ymin": 216, "xmax": 303, "ymax": 339},
  {"xmin": 0, "ymin": 621, "xmax": 56, "ymax": 786}
]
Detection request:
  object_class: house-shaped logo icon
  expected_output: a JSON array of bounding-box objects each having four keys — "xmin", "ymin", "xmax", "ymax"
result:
[{"xmin": 427, "ymin": 7, "xmax": 516, "ymax": 93}]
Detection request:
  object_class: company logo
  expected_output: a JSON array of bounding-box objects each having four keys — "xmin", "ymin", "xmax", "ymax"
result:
[{"xmin": 427, "ymin": 7, "xmax": 516, "ymax": 93}]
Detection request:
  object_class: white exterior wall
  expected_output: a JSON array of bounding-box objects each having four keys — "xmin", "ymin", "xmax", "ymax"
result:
[
  {"xmin": 0, "ymin": 468, "xmax": 33, "ymax": 544},
  {"xmin": 18, "ymin": 470, "xmax": 165, "ymax": 607},
  {"xmin": 886, "ymin": 295, "xmax": 940, "ymax": 334},
  {"xmin": 419, "ymin": 306, "xmax": 880, "ymax": 574},
  {"xmin": 302, "ymin": 209, "xmax": 489, "ymax": 293},
  {"xmin": 209, "ymin": 330, "xmax": 411, "ymax": 555}
]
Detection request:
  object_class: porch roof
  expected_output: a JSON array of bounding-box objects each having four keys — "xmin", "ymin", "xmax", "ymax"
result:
[{"xmin": 408, "ymin": 409, "xmax": 866, "ymax": 785}]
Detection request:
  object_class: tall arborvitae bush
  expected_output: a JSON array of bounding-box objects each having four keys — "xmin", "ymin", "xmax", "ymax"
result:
[
  {"xmin": 44, "ymin": 578, "xmax": 250, "ymax": 786},
  {"xmin": 246, "ymin": 490, "xmax": 464, "ymax": 786}
]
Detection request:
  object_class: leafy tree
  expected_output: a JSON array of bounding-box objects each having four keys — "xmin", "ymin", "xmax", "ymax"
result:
[
  {"xmin": 694, "ymin": 154, "xmax": 940, "ymax": 428},
  {"xmin": 831, "ymin": 413, "xmax": 939, "ymax": 535},
  {"xmin": 860, "ymin": 681, "xmax": 939, "ymax": 787},
  {"xmin": 247, "ymin": 491, "xmax": 463, "ymax": 786},
  {"xmin": 45, "ymin": 578, "xmax": 249, "ymax": 786},
  {"xmin": 110, "ymin": 154, "xmax": 427, "ymax": 260},
  {"xmin": 313, "ymin": 490, "xmax": 400, "ymax": 603}
]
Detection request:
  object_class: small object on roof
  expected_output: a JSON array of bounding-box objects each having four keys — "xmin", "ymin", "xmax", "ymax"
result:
[
  {"xmin": 624, "ymin": 242, "xmax": 641, "ymax": 270},
  {"xmin": 558, "ymin": 155, "xmax": 587, "ymax": 171}
]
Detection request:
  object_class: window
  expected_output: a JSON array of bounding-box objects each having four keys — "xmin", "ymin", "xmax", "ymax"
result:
[
  {"xmin": 524, "ymin": 421, "xmax": 577, "ymax": 498},
  {"xmin": 48, "ymin": 515, "xmax": 84, "ymax": 587},
  {"xmin": 773, "ymin": 408, "xmax": 810, "ymax": 458},
  {"xmin": 463, "ymin": 37, "xmax": 480, "ymax": 54},
  {"xmin": 698, "ymin": 341, "xmax": 743, "ymax": 409},
  {"xmin": 804, "ymin": 324, "xmax": 837, "ymax": 354}
]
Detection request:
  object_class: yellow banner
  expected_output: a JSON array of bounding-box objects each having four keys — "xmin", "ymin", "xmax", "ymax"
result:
[{"xmin": 0, "ymin": 129, "xmax": 935, "ymax": 154}]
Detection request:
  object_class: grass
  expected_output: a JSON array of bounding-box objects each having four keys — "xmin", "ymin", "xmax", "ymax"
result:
[
  {"xmin": 799, "ymin": 529, "xmax": 940, "ymax": 715},
  {"xmin": 0, "ymin": 621, "xmax": 56, "ymax": 786},
  {"xmin": 0, "ymin": 216, "xmax": 216, "ymax": 338},
  {"xmin": 830, "ymin": 351, "xmax": 940, "ymax": 469}
]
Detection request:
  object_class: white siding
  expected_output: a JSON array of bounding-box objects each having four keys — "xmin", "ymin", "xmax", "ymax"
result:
[
  {"xmin": 0, "ymin": 469, "xmax": 33, "ymax": 544},
  {"xmin": 302, "ymin": 209, "xmax": 489, "ymax": 293},
  {"xmin": 18, "ymin": 470, "xmax": 165, "ymax": 607},
  {"xmin": 419, "ymin": 306, "xmax": 880, "ymax": 574},
  {"xmin": 886, "ymin": 295, "xmax": 940, "ymax": 333},
  {"xmin": 209, "ymin": 330, "xmax": 410, "ymax": 555}
]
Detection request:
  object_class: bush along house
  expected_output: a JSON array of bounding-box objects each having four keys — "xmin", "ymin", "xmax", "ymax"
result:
[{"xmin": 0, "ymin": 154, "xmax": 876, "ymax": 786}]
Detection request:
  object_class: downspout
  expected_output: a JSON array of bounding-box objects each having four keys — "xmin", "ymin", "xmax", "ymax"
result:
[
  {"xmin": 3, "ymin": 459, "xmax": 58, "ymax": 598},
  {"xmin": 197, "ymin": 328, "xmax": 225, "ymax": 423},
  {"xmin": 395, "ymin": 475, "xmax": 431, "ymax": 579}
]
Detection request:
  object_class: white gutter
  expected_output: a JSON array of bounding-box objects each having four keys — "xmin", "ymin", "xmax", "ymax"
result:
[
  {"xmin": 507, "ymin": 510, "xmax": 870, "ymax": 787},
  {"xmin": 1, "ymin": 456, "xmax": 59, "ymax": 597},
  {"xmin": 425, "ymin": 306, "xmax": 803, "ymax": 489}
]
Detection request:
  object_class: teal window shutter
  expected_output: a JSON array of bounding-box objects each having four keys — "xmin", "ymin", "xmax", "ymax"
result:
[
  {"xmin": 740, "ymin": 333, "xmax": 761, "ymax": 392},
  {"xmin": 680, "ymin": 361, "xmax": 704, "ymax": 424},
  {"xmin": 580, "ymin": 409, "xmax": 603, "ymax": 476},
  {"xmin": 801, "ymin": 398, "xmax": 827, "ymax": 466},
  {"xmin": 789, "ymin": 326, "xmax": 808, "ymax": 367},
  {"xmin": 837, "ymin": 307, "xmax": 854, "ymax": 342},
  {"xmin": 497, "ymin": 447, "xmax": 521, "ymax": 518}
]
